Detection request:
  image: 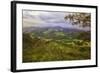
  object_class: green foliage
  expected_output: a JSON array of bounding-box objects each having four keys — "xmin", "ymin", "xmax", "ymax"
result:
[
  {"xmin": 65, "ymin": 13, "xmax": 91, "ymax": 27},
  {"xmin": 76, "ymin": 31, "xmax": 91, "ymax": 41},
  {"xmin": 55, "ymin": 32, "xmax": 65, "ymax": 36},
  {"xmin": 23, "ymin": 31, "xmax": 91, "ymax": 63}
]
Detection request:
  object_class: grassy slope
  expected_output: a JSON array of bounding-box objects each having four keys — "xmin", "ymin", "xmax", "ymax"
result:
[{"xmin": 23, "ymin": 32, "xmax": 91, "ymax": 63}]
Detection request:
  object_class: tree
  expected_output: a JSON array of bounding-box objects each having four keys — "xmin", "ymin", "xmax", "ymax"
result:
[
  {"xmin": 76, "ymin": 31, "xmax": 91, "ymax": 41},
  {"xmin": 64, "ymin": 13, "xmax": 91, "ymax": 41},
  {"xmin": 64, "ymin": 13, "xmax": 91, "ymax": 27}
]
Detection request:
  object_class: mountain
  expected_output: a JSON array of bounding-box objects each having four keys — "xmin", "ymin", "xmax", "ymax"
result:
[{"xmin": 23, "ymin": 26, "xmax": 88, "ymax": 33}]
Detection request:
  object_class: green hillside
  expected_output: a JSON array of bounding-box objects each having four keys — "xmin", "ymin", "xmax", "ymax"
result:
[{"xmin": 22, "ymin": 29, "xmax": 91, "ymax": 63}]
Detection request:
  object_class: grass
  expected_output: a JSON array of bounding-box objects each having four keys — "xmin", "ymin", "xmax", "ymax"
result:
[{"xmin": 22, "ymin": 33, "xmax": 91, "ymax": 63}]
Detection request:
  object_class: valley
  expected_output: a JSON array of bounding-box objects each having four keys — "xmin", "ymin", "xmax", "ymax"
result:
[{"xmin": 23, "ymin": 27, "xmax": 91, "ymax": 62}]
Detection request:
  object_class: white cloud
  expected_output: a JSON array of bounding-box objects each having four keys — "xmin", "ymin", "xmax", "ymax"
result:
[
  {"xmin": 22, "ymin": 10, "xmax": 90, "ymax": 31},
  {"xmin": 22, "ymin": 10, "xmax": 73, "ymax": 28}
]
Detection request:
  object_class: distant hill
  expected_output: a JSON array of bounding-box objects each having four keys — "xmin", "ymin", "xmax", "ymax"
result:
[{"xmin": 23, "ymin": 26, "xmax": 88, "ymax": 33}]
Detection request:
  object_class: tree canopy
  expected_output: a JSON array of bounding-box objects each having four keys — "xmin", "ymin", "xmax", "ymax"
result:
[{"xmin": 65, "ymin": 13, "xmax": 91, "ymax": 27}]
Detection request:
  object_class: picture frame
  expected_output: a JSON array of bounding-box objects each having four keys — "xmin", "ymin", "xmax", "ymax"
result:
[{"xmin": 11, "ymin": 1, "xmax": 98, "ymax": 72}]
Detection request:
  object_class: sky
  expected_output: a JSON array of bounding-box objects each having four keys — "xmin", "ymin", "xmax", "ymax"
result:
[{"xmin": 22, "ymin": 10, "xmax": 90, "ymax": 30}]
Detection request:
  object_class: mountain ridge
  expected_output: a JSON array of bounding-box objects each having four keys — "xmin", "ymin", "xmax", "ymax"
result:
[{"xmin": 23, "ymin": 26, "xmax": 89, "ymax": 33}]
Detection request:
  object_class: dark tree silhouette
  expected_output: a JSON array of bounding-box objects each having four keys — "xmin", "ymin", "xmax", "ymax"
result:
[{"xmin": 65, "ymin": 13, "xmax": 91, "ymax": 27}]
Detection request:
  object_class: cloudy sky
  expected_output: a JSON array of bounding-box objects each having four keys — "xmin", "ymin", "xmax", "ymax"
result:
[{"xmin": 22, "ymin": 10, "xmax": 90, "ymax": 30}]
